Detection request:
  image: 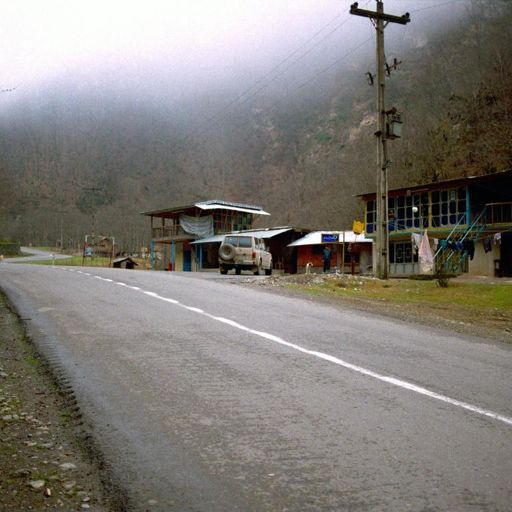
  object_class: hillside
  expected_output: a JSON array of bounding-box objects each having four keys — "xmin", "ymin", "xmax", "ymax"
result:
[{"xmin": 0, "ymin": 0, "xmax": 510, "ymax": 250}]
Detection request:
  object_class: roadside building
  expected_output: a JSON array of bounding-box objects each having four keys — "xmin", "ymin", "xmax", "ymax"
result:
[
  {"xmin": 288, "ymin": 231, "xmax": 373, "ymax": 274},
  {"xmin": 96, "ymin": 236, "xmax": 115, "ymax": 257},
  {"xmin": 141, "ymin": 200, "xmax": 270, "ymax": 271},
  {"xmin": 359, "ymin": 169, "xmax": 512, "ymax": 277}
]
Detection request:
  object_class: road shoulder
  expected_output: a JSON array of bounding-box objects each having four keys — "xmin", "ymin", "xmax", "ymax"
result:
[
  {"xmin": 235, "ymin": 274, "xmax": 512, "ymax": 343},
  {"xmin": 0, "ymin": 291, "xmax": 119, "ymax": 511}
]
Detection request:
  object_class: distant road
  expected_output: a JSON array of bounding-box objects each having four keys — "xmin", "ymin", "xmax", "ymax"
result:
[
  {"xmin": 1, "ymin": 263, "xmax": 511, "ymax": 511},
  {"xmin": 3, "ymin": 247, "xmax": 72, "ymax": 263}
]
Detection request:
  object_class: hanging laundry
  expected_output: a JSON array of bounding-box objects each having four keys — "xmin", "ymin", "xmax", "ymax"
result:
[
  {"xmin": 494, "ymin": 233, "xmax": 502, "ymax": 244},
  {"xmin": 411, "ymin": 233, "xmax": 422, "ymax": 253},
  {"xmin": 463, "ymin": 239, "xmax": 475, "ymax": 260},
  {"xmin": 419, "ymin": 230, "xmax": 434, "ymax": 274},
  {"xmin": 483, "ymin": 237, "xmax": 492, "ymax": 253}
]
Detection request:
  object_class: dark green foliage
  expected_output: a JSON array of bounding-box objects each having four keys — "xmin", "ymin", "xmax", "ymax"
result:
[{"xmin": 0, "ymin": 241, "xmax": 20, "ymax": 256}]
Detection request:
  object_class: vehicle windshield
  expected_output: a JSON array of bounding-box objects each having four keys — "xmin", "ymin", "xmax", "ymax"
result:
[{"xmin": 224, "ymin": 236, "xmax": 252, "ymax": 248}]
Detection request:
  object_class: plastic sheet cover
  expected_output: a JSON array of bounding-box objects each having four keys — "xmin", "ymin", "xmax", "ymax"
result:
[{"xmin": 180, "ymin": 214, "xmax": 214, "ymax": 238}]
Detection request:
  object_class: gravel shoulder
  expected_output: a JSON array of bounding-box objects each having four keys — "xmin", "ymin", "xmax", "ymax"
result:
[{"xmin": 0, "ymin": 292, "xmax": 118, "ymax": 512}]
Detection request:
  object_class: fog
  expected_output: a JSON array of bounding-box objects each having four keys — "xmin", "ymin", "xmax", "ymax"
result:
[{"xmin": 0, "ymin": 0, "xmax": 469, "ymax": 118}]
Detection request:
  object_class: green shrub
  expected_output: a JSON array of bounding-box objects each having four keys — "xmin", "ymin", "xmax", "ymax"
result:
[{"xmin": 0, "ymin": 240, "xmax": 20, "ymax": 256}]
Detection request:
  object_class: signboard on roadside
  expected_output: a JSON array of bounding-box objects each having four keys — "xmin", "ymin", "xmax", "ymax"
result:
[{"xmin": 321, "ymin": 233, "xmax": 339, "ymax": 243}]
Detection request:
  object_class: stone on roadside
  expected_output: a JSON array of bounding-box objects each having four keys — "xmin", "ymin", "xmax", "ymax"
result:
[
  {"xmin": 28, "ymin": 480, "xmax": 45, "ymax": 490},
  {"xmin": 59, "ymin": 462, "xmax": 77, "ymax": 471},
  {"xmin": 62, "ymin": 480, "xmax": 76, "ymax": 490},
  {"xmin": 13, "ymin": 468, "xmax": 31, "ymax": 477}
]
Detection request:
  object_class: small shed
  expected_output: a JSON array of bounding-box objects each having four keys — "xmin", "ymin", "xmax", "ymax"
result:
[
  {"xmin": 288, "ymin": 231, "xmax": 373, "ymax": 274},
  {"xmin": 112, "ymin": 256, "xmax": 138, "ymax": 269}
]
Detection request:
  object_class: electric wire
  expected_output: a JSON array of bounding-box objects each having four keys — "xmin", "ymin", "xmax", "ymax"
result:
[
  {"xmin": 189, "ymin": 0, "xmax": 374, "ymax": 140},
  {"xmin": 190, "ymin": 13, "xmax": 353, "ymax": 139},
  {"xmin": 409, "ymin": 0, "xmax": 467, "ymax": 14},
  {"xmin": 266, "ymin": 35, "xmax": 374, "ymax": 114}
]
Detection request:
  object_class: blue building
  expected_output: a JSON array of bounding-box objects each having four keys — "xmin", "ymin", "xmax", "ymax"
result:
[{"xmin": 359, "ymin": 169, "xmax": 512, "ymax": 277}]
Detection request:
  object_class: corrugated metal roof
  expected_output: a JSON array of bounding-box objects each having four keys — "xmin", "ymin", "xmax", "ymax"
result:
[
  {"xmin": 191, "ymin": 227, "xmax": 292, "ymax": 245},
  {"xmin": 244, "ymin": 227, "xmax": 291, "ymax": 239},
  {"xmin": 190, "ymin": 234, "xmax": 224, "ymax": 245},
  {"xmin": 195, "ymin": 202, "xmax": 270, "ymax": 215},
  {"xmin": 141, "ymin": 199, "xmax": 270, "ymax": 217},
  {"xmin": 356, "ymin": 168, "xmax": 512, "ymax": 198},
  {"xmin": 288, "ymin": 231, "xmax": 372, "ymax": 247}
]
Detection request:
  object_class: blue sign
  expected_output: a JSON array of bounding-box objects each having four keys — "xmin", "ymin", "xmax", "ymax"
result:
[{"xmin": 321, "ymin": 233, "xmax": 339, "ymax": 243}]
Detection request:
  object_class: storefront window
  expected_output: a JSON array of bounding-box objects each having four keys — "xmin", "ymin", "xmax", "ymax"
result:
[
  {"xmin": 214, "ymin": 211, "xmax": 253, "ymax": 232},
  {"xmin": 367, "ymin": 186, "xmax": 467, "ymax": 233},
  {"xmin": 366, "ymin": 200, "xmax": 376, "ymax": 234},
  {"xmin": 431, "ymin": 187, "xmax": 466, "ymax": 227},
  {"xmin": 389, "ymin": 241, "xmax": 418, "ymax": 264}
]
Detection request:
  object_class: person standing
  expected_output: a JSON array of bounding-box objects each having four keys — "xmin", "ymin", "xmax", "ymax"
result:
[{"xmin": 323, "ymin": 245, "xmax": 332, "ymax": 273}]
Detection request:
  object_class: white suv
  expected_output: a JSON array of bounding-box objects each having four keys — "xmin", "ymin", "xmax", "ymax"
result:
[{"xmin": 218, "ymin": 235, "xmax": 273, "ymax": 275}]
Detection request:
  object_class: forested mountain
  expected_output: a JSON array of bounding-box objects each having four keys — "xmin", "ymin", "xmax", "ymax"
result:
[{"xmin": 0, "ymin": 0, "xmax": 510, "ymax": 250}]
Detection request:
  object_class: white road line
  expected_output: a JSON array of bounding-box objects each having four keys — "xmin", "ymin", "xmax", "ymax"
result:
[{"xmin": 73, "ymin": 271, "xmax": 512, "ymax": 427}]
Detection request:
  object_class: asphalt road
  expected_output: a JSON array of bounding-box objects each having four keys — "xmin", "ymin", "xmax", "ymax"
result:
[
  {"xmin": 3, "ymin": 247, "xmax": 72, "ymax": 263},
  {"xmin": 1, "ymin": 260, "xmax": 511, "ymax": 511}
]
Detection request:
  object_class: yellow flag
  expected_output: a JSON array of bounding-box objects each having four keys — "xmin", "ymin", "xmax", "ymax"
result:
[{"xmin": 352, "ymin": 220, "xmax": 365, "ymax": 235}]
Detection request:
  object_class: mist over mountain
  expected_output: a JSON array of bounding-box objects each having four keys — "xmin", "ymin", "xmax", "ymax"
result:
[{"xmin": 0, "ymin": 0, "xmax": 510, "ymax": 250}]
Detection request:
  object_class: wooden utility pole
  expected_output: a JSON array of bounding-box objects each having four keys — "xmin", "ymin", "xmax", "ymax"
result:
[
  {"xmin": 82, "ymin": 186, "xmax": 103, "ymax": 236},
  {"xmin": 350, "ymin": 2, "xmax": 410, "ymax": 279}
]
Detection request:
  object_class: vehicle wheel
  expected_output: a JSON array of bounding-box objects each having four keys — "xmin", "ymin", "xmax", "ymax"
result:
[
  {"xmin": 265, "ymin": 266, "xmax": 272, "ymax": 276},
  {"xmin": 254, "ymin": 261, "xmax": 262, "ymax": 275},
  {"xmin": 235, "ymin": 268, "xmax": 241, "ymax": 275},
  {"xmin": 219, "ymin": 244, "xmax": 236, "ymax": 261},
  {"xmin": 219, "ymin": 267, "xmax": 228, "ymax": 275}
]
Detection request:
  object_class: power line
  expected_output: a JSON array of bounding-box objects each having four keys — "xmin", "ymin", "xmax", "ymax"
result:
[
  {"xmin": 190, "ymin": 31, "xmax": 375, "ymax": 143},
  {"xmin": 190, "ymin": 16, "xmax": 350, "ymax": 138},
  {"xmin": 191, "ymin": 0, "xmax": 465, "ymax": 139},
  {"xmin": 266, "ymin": 36, "xmax": 374, "ymax": 113},
  {"xmin": 409, "ymin": 0, "xmax": 466, "ymax": 14},
  {"xmin": 186, "ymin": 32, "xmax": 375, "ymax": 145},
  {"xmin": 189, "ymin": 1, "xmax": 373, "ymax": 140}
]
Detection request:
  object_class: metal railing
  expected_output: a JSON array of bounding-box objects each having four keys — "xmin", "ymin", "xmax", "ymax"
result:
[
  {"xmin": 151, "ymin": 225, "xmax": 186, "ymax": 239},
  {"xmin": 486, "ymin": 202, "xmax": 512, "ymax": 225},
  {"xmin": 433, "ymin": 207, "xmax": 487, "ymax": 275}
]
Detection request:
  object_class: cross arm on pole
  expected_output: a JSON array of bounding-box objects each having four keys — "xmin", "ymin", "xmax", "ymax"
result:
[{"xmin": 349, "ymin": 2, "xmax": 410, "ymax": 25}]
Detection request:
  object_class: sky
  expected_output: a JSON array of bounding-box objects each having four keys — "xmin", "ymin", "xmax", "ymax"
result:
[{"xmin": 0, "ymin": 1, "xmax": 469, "ymax": 109}]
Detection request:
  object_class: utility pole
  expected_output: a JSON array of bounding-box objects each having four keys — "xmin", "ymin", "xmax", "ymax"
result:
[
  {"xmin": 350, "ymin": 2, "xmax": 410, "ymax": 279},
  {"xmin": 55, "ymin": 209, "xmax": 66, "ymax": 250},
  {"xmin": 82, "ymin": 187, "xmax": 102, "ymax": 236}
]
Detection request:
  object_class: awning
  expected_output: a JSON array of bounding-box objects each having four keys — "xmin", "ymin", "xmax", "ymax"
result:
[
  {"xmin": 288, "ymin": 231, "xmax": 372, "ymax": 247},
  {"xmin": 191, "ymin": 227, "xmax": 292, "ymax": 245},
  {"xmin": 190, "ymin": 234, "xmax": 224, "ymax": 245}
]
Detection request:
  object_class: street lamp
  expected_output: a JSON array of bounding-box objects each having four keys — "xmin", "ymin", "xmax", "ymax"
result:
[{"xmin": 412, "ymin": 205, "xmax": 419, "ymax": 230}]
